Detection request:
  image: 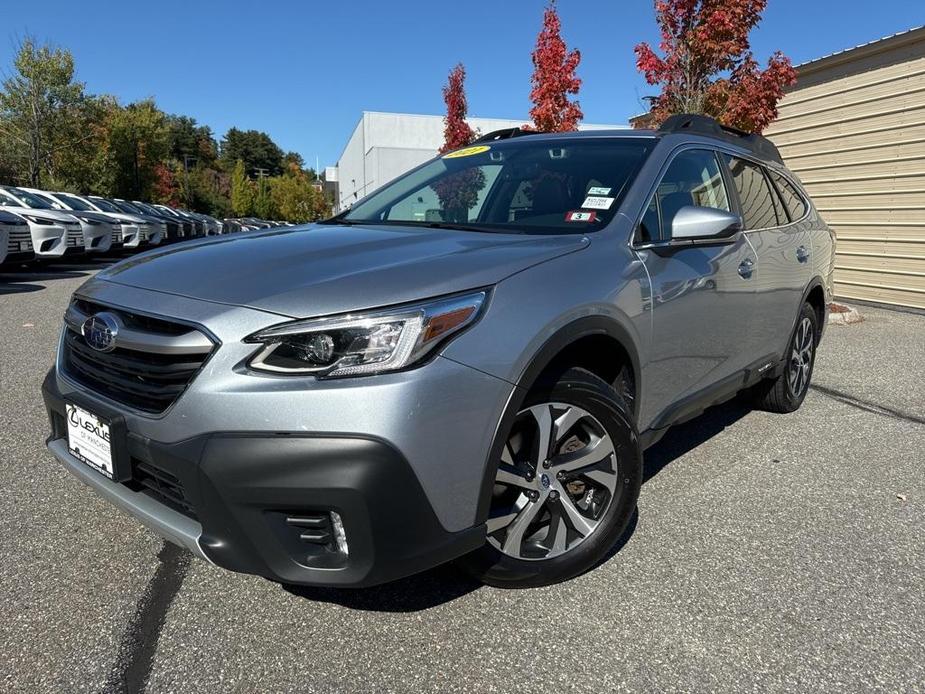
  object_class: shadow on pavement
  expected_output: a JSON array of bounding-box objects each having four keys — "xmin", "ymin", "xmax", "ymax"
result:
[
  {"xmin": 643, "ymin": 394, "xmax": 754, "ymax": 483},
  {"xmin": 281, "ymin": 561, "xmax": 481, "ymax": 612},
  {"xmin": 0, "ymin": 281, "xmax": 45, "ymax": 295},
  {"xmin": 0, "ymin": 255, "xmax": 122, "ymax": 289},
  {"xmin": 282, "ymin": 397, "xmax": 757, "ymax": 612}
]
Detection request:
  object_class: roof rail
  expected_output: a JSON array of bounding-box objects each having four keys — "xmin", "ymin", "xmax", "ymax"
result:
[
  {"xmin": 658, "ymin": 114, "xmax": 783, "ymax": 164},
  {"xmin": 472, "ymin": 127, "xmax": 545, "ymax": 144}
]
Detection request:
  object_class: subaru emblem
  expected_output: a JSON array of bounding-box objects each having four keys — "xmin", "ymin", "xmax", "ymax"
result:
[{"xmin": 81, "ymin": 312, "xmax": 120, "ymax": 353}]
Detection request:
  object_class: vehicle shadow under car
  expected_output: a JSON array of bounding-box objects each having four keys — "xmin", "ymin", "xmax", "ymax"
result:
[
  {"xmin": 0, "ymin": 254, "xmax": 125, "ymax": 291},
  {"xmin": 282, "ymin": 395, "xmax": 755, "ymax": 612}
]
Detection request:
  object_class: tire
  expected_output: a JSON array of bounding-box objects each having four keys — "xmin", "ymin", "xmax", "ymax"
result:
[
  {"xmin": 753, "ymin": 302, "xmax": 818, "ymax": 413},
  {"xmin": 460, "ymin": 367, "xmax": 642, "ymax": 588}
]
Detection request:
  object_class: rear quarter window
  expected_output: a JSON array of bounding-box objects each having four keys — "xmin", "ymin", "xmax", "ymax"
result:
[{"xmin": 769, "ymin": 172, "xmax": 808, "ymax": 222}]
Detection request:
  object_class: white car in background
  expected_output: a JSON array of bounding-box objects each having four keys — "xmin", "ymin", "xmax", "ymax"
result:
[
  {"xmin": 0, "ymin": 210, "xmax": 35, "ymax": 265},
  {"xmin": 42, "ymin": 191, "xmax": 140, "ymax": 250},
  {"xmin": 58, "ymin": 193, "xmax": 150, "ymax": 249},
  {"xmin": 89, "ymin": 196, "xmax": 163, "ymax": 246},
  {"xmin": 0, "ymin": 187, "xmax": 77, "ymax": 259},
  {"xmin": 17, "ymin": 187, "xmax": 115, "ymax": 254}
]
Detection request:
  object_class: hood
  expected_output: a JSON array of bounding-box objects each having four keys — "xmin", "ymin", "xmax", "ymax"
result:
[
  {"xmin": 71, "ymin": 210, "xmax": 117, "ymax": 225},
  {"xmin": 5, "ymin": 206, "xmax": 79, "ymax": 224},
  {"xmin": 0, "ymin": 209, "xmax": 28, "ymax": 226},
  {"xmin": 97, "ymin": 223, "xmax": 589, "ymax": 318}
]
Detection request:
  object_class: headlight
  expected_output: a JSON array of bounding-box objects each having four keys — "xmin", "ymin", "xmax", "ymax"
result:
[
  {"xmin": 246, "ymin": 291, "xmax": 488, "ymax": 377},
  {"xmin": 22, "ymin": 214, "xmax": 55, "ymax": 225},
  {"xmin": 77, "ymin": 216, "xmax": 102, "ymax": 226}
]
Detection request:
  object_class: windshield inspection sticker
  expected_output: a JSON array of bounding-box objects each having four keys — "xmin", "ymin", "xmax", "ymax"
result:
[
  {"xmin": 442, "ymin": 145, "xmax": 491, "ymax": 159},
  {"xmin": 566, "ymin": 211, "xmax": 597, "ymax": 222},
  {"xmin": 586, "ymin": 186, "xmax": 612, "ymax": 196},
  {"xmin": 581, "ymin": 196, "xmax": 615, "ymax": 210}
]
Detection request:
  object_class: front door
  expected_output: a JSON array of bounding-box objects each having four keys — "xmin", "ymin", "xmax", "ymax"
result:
[{"xmin": 635, "ymin": 148, "xmax": 758, "ymax": 428}]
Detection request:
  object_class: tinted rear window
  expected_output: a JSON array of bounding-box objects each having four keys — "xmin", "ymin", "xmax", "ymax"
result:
[
  {"xmin": 723, "ymin": 156, "xmax": 781, "ymax": 230},
  {"xmin": 769, "ymin": 172, "xmax": 808, "ymax": 221}
]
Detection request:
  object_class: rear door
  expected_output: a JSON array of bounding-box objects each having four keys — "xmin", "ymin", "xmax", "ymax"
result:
[
  {"xmin": 635, "ymin": 148, "xmax": 759, "ymax": 428},
  {"xmin": 722, "ymin": 155, "xmax": 812, "ymax": 359}
]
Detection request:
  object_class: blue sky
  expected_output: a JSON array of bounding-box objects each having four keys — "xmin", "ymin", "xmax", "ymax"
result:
[{"xmin": 2, "ymin": 2, "xmax": 921, "ymax": 168}]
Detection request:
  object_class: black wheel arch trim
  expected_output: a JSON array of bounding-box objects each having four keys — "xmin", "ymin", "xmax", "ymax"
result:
[
  {"xmin": 474, "ymin": 315, "xmax": 642, "ymax": 524},
  {"xmin": 797, "ymin": 275, "xmax": 829, "ymax": 347}
]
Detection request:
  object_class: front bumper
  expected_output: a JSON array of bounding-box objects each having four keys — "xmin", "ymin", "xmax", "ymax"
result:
[
  {"xmin": 79, "ymin": 222, "xmax": 113, "ymax": 254},
  {"xmin": 43, "ymin": 366, "xmax": 489, "ymax": 587},
  {"xmin": 30, "ymin": 223, "xmax": 67, "ymax": 258}
]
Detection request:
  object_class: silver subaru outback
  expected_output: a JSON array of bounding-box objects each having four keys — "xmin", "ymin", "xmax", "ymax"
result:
[{"xmin": 43, "ymin": 115, "xmax": 835, "ymax": 588}]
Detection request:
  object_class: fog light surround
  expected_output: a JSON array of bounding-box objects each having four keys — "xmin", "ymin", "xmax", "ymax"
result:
[{"xmin": 330, "ymin": 511, "xmax": 349, "ymax": 556}]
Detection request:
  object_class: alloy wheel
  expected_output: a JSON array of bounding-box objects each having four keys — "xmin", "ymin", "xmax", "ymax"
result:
[
  {"xmin": 788, "ymin": 316, "xmax": 814, "ymax": 397},
  {"xmin": 487, "ymin": 402, "xmax": 619, "ymax": 561}
]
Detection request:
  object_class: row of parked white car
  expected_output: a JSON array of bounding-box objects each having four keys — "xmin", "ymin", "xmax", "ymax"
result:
[{"xmin": 0, "ymin": 184, "xmax": 290, "ymax": 267}]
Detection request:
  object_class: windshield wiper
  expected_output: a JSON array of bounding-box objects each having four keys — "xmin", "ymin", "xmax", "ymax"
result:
[{"xmin": 420, "ymin": 221, "xmax": 515, "ymax": 234}]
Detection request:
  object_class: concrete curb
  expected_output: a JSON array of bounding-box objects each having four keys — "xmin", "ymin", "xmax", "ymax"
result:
[{"xmin": 828, "ymin": 302, "xmax": 863, "ymax": 325}]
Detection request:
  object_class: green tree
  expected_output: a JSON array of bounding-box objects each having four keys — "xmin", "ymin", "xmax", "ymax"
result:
[
  {"xmin": 270, "ymin": 166, "xmax": 327, "ymax": 222},
  {"xmin": 230, "ymin": 159, "xmax": 255, "ymax": 216},
  {"xmin": 102, "ymin": 99, "xmax": 170, "ymax": 200},
  {"xmin": 166, "ymin": 114, "xmax": 218, "ymax": 167},
  {"xmin": 253, "ymin": 175, "xmax": 278, "ymax": 219},
  {"xmin": 0, "ymin": 37, "xmax": 86, "ymax": 186},
  {"xmin": 51, "ymin": 94, "xmax": 116, "ymax": 193},
  {"xmin": 220, "ymin": 127, "xmax": 285, "ymax": 177}
]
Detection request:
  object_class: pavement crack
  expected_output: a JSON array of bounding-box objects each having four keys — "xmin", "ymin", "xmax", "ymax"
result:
[
  {"xmin": 103, "ymin": 542, "xmax": 190, "ymax": 694},
  {"xmin": 810, "ymin": 384, "xmax": 925, "ymax": 426}
]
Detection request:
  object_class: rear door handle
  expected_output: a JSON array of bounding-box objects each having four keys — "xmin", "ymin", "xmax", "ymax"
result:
[
  {"xmin": 738, "ymin": 257, "xmax": 755, "ymax": 279},
  {"xmin": 797, "ymin": 245, "xmax": 810, "ymax": 263}
]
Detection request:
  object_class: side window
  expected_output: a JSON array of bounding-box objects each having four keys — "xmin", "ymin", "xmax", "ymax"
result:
[
  {"xmin": 724, "ymin": 155, "xmax": 782, "ymax": 230},
  {"xmin": 637, "ymin": 149, "xmax": 730, "ymax": 242},
  {"xmin": 769, "ymin": 171, "xmax": 808, "ymax": 222}
]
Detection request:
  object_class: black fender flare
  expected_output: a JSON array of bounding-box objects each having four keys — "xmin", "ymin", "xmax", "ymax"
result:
[{"xmin": 474, "ymin": 315, "xmax": 642, "ymax": 523}]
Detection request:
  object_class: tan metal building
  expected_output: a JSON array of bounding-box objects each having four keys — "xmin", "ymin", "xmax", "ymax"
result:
[{"xmin": 765, "ymin": 26, "xmax": 925, "ymax": 309}]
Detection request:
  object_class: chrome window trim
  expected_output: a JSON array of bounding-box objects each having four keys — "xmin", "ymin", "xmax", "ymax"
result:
[{"xmin": 628, "ymin": 140, "xmax": 813, "ymax": 249}]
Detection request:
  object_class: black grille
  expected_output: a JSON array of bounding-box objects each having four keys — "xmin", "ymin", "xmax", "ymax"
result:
[
  {"xmin": 132, "ymin": 459, "xmax": 196, "ymax": 518},
  {"xmin": 7, "ymin": 228, "xmax": 32, "ymax": 253},
  {"xmin": 111, "ymin": 227, "xmax": 123, "ymax": 243},
  {"xmin": 61, "ymin": 302, "xmax": 214, "ymax": 414}
]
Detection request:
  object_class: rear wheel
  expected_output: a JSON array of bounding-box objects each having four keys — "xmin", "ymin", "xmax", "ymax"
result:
[
  {"xmin": 753, "ymin": 302, "xmax": 818, "ymax": 413},
  {"xmin": 460, "ymin": 368, "xmax": 642, "ymax": 588}
]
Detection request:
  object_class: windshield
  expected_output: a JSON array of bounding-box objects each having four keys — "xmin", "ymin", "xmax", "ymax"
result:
[
  {"xmin": 111, "ymin": 200, "xmax": 142, "ymax": 214},
  {"xmin": 57, "ymin": 194, "xmax": 94, "ymax": 211},
  {"xmin": 90, "ymin": 197, "xmax": 121, "ymax": 213},
  {"xmin": 339, "ymin": 137, "xmax": 653, "ymax": 234},
  {"xmin": 2, "ymin": 186, "xmax": 53, "ymax": 210},
  {"xmin": 133, "ymin": 202, "xmax": 159, "ymax": 215}
]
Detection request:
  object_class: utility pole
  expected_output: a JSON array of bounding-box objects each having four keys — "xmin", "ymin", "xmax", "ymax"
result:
[
  {"xmin": 183, "ymin": 155, "xmax": 197, "ymax": 207},
  {"xmin": 253, "ymin": 167, "xmax": 269, "ymax": 179}
]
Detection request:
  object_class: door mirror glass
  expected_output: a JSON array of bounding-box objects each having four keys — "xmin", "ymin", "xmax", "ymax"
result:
[{"xmin": 671, "ymin": 206, "xmax": 743, "ymax": 240}]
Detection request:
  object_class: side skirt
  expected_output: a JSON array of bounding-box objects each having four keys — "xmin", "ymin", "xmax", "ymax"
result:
[{"xmin": 639, "ymin": 353, "xmax": 781, "ymax": 450}]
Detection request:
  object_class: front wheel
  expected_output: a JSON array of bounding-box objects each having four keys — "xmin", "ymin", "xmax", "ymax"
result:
[
  {"xmin": 460, "ymin": 368, "xmax": 642, "ymax": 588},
  {"xmin": 753, "ymin": 302, "xmax": 819, "ymax": 413}
]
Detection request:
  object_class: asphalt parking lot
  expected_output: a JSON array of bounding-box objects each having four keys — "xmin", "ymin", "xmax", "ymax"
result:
[{"xmin": 1, "ymin": 257, "xmax": 923, "ymax": 694}]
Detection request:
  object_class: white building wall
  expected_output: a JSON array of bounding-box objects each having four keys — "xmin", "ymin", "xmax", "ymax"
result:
[{"xmin": 334, "ymin": 111, "xmax": 627, "ymax": 211}]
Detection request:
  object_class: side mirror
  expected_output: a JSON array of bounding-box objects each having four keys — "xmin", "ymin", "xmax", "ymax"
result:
[{"xmin": 671, "ymin": 206, "xmax": 742, "ymax": 241}]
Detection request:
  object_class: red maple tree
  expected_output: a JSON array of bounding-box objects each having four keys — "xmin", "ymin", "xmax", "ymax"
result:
[
  {"xmin": 434, "ymin": 63, "xmax": 484, "ymax": 221},
  {"xmin": 440, "ymin": 63, "xmax": 476, "ymax": 154},
  {"xmin": 635, "ymin": 0, "xmax": 796, "ymax": 133},
  {"xmin": 152, "ymin": 162, "xmax": 181, "ymax": 206},
  {"xmin": 528, "ymin": 1, "xmax": 583, "ymax": 132}
]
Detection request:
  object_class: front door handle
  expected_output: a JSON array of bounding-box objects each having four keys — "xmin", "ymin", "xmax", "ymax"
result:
[
  {"xmin": 797, "ymin": 245, "xmax": 810, "ymax": 263},
  {"xmin": 738, "ymin": 257, "xmax": 755, "ymax": 279}
]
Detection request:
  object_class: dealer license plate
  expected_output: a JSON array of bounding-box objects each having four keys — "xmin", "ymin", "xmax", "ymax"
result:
[{"xmin": 66, "ymin": 403, "xmax": 115, "ymax": 479}]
